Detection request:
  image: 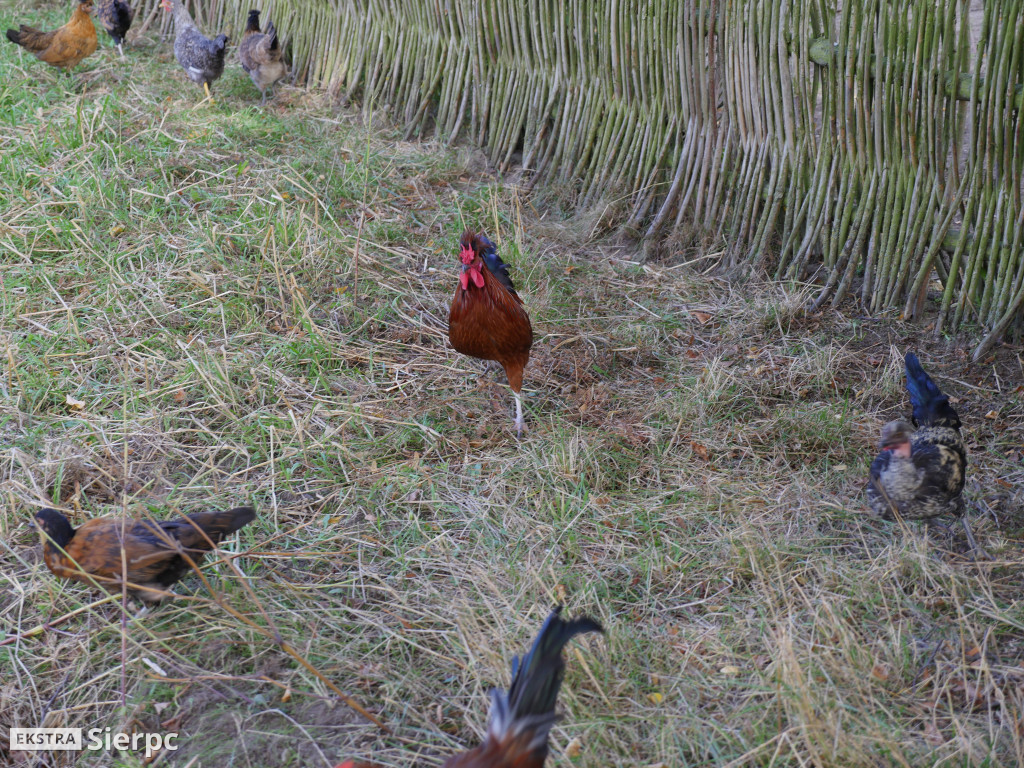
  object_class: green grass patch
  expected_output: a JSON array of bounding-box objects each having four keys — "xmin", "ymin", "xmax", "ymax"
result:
[{"xmin": 2, "ymin": 4, "xmax": 1024, "ymax": 766}]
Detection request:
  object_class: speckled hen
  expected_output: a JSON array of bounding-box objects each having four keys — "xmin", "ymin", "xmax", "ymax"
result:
[
  {"xmin": 161, "ymin": 0, "xmax": 228, "ymax": 101},
  {"xmin": 867, "ymin": 352, "xmax": 977, "ymax": 550}
]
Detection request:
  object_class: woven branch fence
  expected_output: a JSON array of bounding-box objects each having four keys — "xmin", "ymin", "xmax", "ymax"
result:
[{"xmin": 135, "ymin": 0, "xmax": 1024, "ymax": 354}]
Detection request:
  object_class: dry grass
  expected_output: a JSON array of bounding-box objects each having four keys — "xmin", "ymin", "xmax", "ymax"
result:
[{"xmin": 2, "ymin": 3, "xmax": 1024, "ymax": 766}]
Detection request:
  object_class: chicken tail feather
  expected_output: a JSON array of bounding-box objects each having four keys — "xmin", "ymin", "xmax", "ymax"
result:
[
  {"xmin": 6, "ymin": 25, "xmax": 47, "ymax": 51},
  {"xmin": 904, "ymin": 352, "xmax": 960, "ymax": 429},
  {"xmin": 183, "ymin": 506, "xmax": 257, "ymax": 540},
  {"xmin": 486, "ymin": 607, "xmax": 602, "ymax": 758}
]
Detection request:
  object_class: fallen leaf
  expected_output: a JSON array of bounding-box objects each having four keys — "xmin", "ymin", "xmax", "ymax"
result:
[
  {"xmin": 871, "ymin": 664, "xmax": 890, "ymax": 682},
  {"xmin": 141, "ymin": 657, "xmax": 168, "ymax": 677},
  {"xmin": 691, "ymin": 441, "xmax": 710, "ymax": 461},
  {"xmin": 692, "ymin": 311, "xmax": 713, "ymax": 324},
  {"xmin": 647, "ymin": 692, "xmax": 664, "ymax": 704},
  {"xmin": 66, "ymin": 394, "xmax": 85, "ymax": 410},
  {"xmin": 564, "ymin": 737, "xmax": 583, "ymax": 758},
  {"xmin": 923, "ymin": 721, "xmax": 944, "ymax": 746},
  {"xmin": 720, "ymin": 665, "xmax": 741, "ymax": 676}
]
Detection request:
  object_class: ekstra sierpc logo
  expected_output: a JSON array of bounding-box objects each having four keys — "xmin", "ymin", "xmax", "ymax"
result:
[{"xmin": 10, "ymin": 727, "xmax": 179, "ymax": 758}]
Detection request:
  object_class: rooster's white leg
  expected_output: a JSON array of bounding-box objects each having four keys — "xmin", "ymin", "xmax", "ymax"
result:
[{"xmin": 514, "ymin": 390, "xmax": 525, "ymax": 436}]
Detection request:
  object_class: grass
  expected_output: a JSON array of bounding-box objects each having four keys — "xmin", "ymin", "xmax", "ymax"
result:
[{"xmin": 2, "ymin": 2, "xmax": 1024, "ymax": 766}]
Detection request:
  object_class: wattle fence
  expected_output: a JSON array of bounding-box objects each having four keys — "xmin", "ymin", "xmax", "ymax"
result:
[{"xmin": 137, "ymin": 0, "xmax": 1024, "ymax": 354}]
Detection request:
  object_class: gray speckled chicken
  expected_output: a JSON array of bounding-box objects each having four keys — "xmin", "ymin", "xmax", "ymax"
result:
[
  {"xmin": 867, "ymin": 352, "xmax": 977, "ymax": 551},
  {"xmin": 161, "ymin": 0, "xmax": 228, "ymax": 101},
  {"xmin": 239, "ymin": 9, "xmax": 286, "ymax": 105}
]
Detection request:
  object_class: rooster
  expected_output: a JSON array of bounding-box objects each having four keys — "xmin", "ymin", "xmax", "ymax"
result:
[
  {"xmin": 448, "ymin": 230, "xmax": 533, "ymax": 435},
  {"xmin": 867, "ymin": 352, "xmax": 977, "ymax": 551},
  {"xmin": 5, "ymin": 0, "xmax": 98, "ymax": 70},
  {"xmin": 335, "ymin": 607, "xmax": 601, "ymax": 768},
  {"xmin": 238, "ymin": 9, "xmax": 287, "ymax": 105},
  {"xmin": 33, "ymin": 506, "xmax": 256, "ymax": 603},
  {"xmin": 443, "ymin": 607, "xmax": 602, "ymax": 768}
]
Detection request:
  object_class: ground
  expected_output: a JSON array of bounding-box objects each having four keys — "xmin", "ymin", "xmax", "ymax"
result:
[{"xmin": 1, "ymin": 2, "xmax": 1024, "ymax": 767}]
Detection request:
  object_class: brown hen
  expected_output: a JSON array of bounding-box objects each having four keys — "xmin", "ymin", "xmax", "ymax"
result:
[
  {"xmin": 6, "ymin": 0, "xmax": 98, "ymax": 70},
  {"xmin": 33, "ymin": 506, "xmax": 256, "ymax": 603},
  {"xmin": 239, "ymin": 9, "xmax": 287, "ymax": 105}
]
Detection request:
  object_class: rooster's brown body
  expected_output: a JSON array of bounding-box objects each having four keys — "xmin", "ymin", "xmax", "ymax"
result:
[
  {"xmin": 5, "ymin": 0, "xmax": 98, "ymax": 70},
  {"xmin": 448, "ymin": 230, "xmax": 533, "ymax": 435},
  {"xmin": 34, "ymin": 506, "xmax": 256, "ymax": 603}
]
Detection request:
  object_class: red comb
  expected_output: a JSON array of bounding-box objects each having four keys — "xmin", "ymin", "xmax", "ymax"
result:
[{"xmin": 459, "ymin": 245, "xmax": 475, "ymax": 265}]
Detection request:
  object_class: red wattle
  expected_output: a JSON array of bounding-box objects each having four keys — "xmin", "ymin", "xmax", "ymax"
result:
[
  {"xmin": 460, "ymin": 272, "xmax": 470, "ymax": 290},
  {"xmin": 471, "ymin": 267, "xmax": 485, "ymax": 288}
]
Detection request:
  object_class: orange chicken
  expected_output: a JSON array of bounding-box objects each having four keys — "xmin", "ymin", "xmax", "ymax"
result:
[{"xmin": 6, "ymin": 0, "xmax": 98, "ymax": 70}]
